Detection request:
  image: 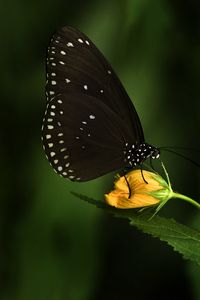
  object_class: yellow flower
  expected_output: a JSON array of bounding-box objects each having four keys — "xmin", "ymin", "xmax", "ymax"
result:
[
  {"xmin": 105, "ymin": 170, "xmax": 169, "ymax": 209},
  {"xmin": 105, "ymin": 164, "xmax": 200, "ymax": 214}
]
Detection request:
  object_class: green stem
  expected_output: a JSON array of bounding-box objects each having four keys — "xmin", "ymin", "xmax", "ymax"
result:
[
  {"xmin": 172, "ymin": 192, "xmax": 200, "ymax": 209},
  {"xmin": 161, "ymin": 161, "xmax": 172, "ymax": 190}
]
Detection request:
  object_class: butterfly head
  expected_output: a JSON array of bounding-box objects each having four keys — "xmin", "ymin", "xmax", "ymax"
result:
[
  {"xmin": 124, "ymin": 142, "xmax": 160, "ymax": 168},
  {"xmin": 149, "ymin": 146, "xmax": 160, "ymax": 160}
]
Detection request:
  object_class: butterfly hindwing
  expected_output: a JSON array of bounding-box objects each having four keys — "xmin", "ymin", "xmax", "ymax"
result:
[{"xmin": 42, "ymin": 93, "xmax": 130, "ymax": 181}]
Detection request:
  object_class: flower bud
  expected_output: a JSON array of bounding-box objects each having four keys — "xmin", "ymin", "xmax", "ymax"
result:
[{"xmin": 105, "ymin": 170, "xmax": 171, "ymax": 209}]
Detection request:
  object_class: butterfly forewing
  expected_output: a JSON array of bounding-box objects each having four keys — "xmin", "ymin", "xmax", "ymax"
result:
[
  {"xmin": 46, "ymin": 26, "xmax": 144, "ymax": 140},
  {"xmin": 43, "ymin": 26, "xmax": 145, "ymax": 181}
]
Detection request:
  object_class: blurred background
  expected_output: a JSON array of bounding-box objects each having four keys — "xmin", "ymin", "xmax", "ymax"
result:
[{"xmin": 1, "ymin": 0, "xmax": 200, "ymax": 299}]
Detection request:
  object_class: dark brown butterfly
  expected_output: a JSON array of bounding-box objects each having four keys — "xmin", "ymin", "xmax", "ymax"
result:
[{"xmin": 41, "ymin": 26, "xmax": 159, "ymax": 181}]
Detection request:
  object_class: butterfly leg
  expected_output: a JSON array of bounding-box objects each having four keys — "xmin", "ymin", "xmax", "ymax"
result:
[
  {"xmin": 150, "ymin": 157, "xmax": 155, "ymax": 171},
  {"xmin": 140, "ymin": 165, "xmax": 148, "ymax": 184},
  {"xmin": 122, "ymin": 171, "xmax": 131, "ymax": 198}
]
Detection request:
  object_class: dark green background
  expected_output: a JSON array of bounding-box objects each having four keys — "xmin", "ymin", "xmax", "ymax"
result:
[{"xmin": 1, "ymin": 1, "xmax": 200, "ymax": 299}]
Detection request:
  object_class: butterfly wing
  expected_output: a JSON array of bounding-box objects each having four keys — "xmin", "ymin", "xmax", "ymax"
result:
[
  {"xmin": 43, "ymin": 26, "xmax": 146, "ymax": 181},
  {"xmin": 42, "ymin": 93, "xmax": 131, "ymax": 181},
  {"xmin": 45, "ymin": 26, "xmax": 144, "ymax": 143}
]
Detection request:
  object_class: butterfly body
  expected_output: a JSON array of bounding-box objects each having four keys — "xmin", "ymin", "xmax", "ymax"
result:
[{"xmin": 42, "ymin": 26, "xmax": 159, "ymax": 181}]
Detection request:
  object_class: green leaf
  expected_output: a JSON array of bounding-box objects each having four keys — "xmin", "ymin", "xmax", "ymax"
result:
[
  {"xmin": 71, "ymin": 192, "xmax": 200, "ymax": 266},
  {"xmin": 130, "ymin": 214, "xmax": 200, "ymax": 264}
]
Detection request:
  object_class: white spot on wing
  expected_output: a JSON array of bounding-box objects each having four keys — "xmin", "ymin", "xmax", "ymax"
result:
[{"xmin": 67, "ymin": 42, "xmax": 74, "ymax": 47}]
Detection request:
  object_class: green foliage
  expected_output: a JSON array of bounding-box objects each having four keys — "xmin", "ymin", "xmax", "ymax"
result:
[{"xmin": 72, "ymin": 192, "xmax": 200, "ymax": 266}]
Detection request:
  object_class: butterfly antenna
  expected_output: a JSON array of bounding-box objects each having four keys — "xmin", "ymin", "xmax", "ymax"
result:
[
  {"xmin": 160, "ymin": 146, "xmax": 200, "ymax": 152},
  {"xmin": 161, "ymin": 148, "xmax": 200, "ymax": 168}
]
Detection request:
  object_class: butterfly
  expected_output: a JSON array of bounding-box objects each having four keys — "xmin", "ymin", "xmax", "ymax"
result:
[{"xmin": 41, "ymin": 26, "xmax": 160, "ymax": 181}]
